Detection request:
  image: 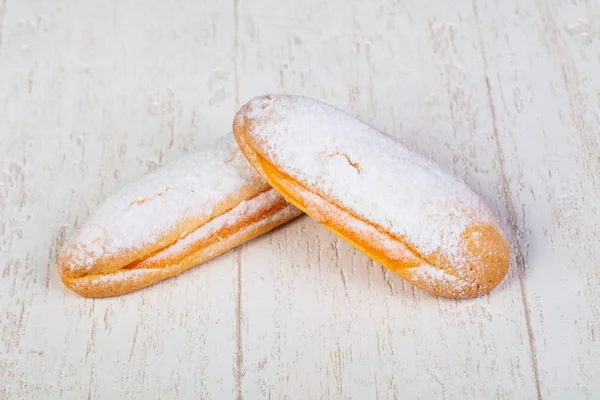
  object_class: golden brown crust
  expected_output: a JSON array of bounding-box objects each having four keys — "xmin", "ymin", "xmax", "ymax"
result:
[
  {"xmin": 57, "ymin": 135, "xmax": 303, "ymax": 297},
  {"xmin": 57, "ymin": 178, "xmax": 268, "ymax": 280},
  {"xmin": 233, "ymin": 97, "xmax": 510, "ymax": 298},
  {"xmin": 59, "ymin": 193, "xmax": 300, "ymax": 297}
]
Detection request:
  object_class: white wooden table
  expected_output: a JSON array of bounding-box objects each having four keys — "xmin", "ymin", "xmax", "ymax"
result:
[{"xmin": 1, "ymin": 1, "xmax": 599, "ymax": 399}]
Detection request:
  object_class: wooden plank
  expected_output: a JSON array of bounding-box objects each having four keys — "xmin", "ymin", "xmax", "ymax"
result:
[
  {"xmin": 473, "ymin": 0, "xmax": 600, "ymax": 397},
  {"xmin": 235, "ymin": 0, "xmax": 538, "ymax": 398},
  {"xmin": 0, "ymin": 1, "xmax": 239, "ymax": 398}
]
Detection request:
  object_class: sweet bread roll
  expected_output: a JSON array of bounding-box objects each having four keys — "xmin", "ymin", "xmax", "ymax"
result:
[
  {"xmin": 58, "ymin": 136, "xmax": 302, "ymax": 297},
  {"xmin": 233, "ymin": 94, "xmax": 510, "ymax": 298}
]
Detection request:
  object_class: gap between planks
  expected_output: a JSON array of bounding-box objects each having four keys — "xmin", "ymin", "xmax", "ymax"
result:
[
  {"xmin": 234, "ymin": 247, "xmax": 244, "ymax": 400},
  {"xmin": 472, "ymin": 1, "xmax": 542, "ymax": 399},
  {"xmin": 233, "ymin": 1, "xmax": 244, "ymax": 399}
]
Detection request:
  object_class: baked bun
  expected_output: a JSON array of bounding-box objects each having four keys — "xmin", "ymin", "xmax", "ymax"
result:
[
  {"xmin": 233, "ymin": 94, "xmax": 509, "ymax": 298},
  {"xmin": 58, "ymin": 135, "xmax": 301, "ymax": 297}
]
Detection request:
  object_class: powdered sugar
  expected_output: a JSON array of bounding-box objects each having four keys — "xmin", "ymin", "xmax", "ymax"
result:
[
  {"xmin": 63, "ymin": 135, "xmax": 270, "ymax": 275},
  {"xmin": 88, "ymin": 267, "xmax": 154, "ymax": 286},
  {"xmin": 142, "ymin": 188, "xmax": 300, "ymax": 264},
  {"xmin": 291, "ymin": 175, "xmax": 476, "ymax": 297},
  {"xmin": 67, "ymin": 199, "xmax": 301, "ymax": 294},
  {"xmin": 239, "ymin": 95, "xmax": 498, "ymax": 275}
]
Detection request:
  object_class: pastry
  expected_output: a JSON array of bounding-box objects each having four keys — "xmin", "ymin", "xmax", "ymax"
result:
[
  {"xmin": 58, "ymin": 135, "xmax": 302, "ymax": 297},
  {"xmin": 233, "ymin": 94, "xmax": 510, "ymax": 298}
]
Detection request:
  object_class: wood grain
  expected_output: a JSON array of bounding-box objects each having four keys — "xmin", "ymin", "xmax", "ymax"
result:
[
  {"xmin": 1, "ymin": 0, "xmax": 598, "ymax": 399},
  {"xmin": 474, "ymin": 1, "xmax": 600, "ymax": 397}
]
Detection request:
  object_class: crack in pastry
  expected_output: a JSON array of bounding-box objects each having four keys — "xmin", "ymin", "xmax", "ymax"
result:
[{"xmin": 329, "ymin": 152, "xmax": 362, "ymax": 174}]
